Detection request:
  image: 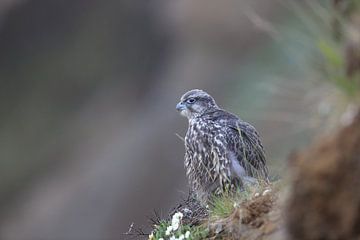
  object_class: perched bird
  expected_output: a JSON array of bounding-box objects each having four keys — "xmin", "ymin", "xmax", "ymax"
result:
[{"xmin": 176, "ymin": 89, "xmax": 268, "ymax": 204}]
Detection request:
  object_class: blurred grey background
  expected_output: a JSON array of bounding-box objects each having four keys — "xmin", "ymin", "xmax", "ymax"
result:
[{"xmin": 0, "ymin": 0, "xmax": 322, "ymax": 239}]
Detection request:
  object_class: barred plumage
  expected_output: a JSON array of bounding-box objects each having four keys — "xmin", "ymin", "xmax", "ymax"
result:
[{"xmin": 176, "ymin": 89, "xmax": 268, "ymax": 204}]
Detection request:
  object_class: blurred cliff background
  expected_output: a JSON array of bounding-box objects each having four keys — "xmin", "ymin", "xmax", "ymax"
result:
[{"xmin": 0, "ymin": 0, "xmax": 358, "ymax": 239}]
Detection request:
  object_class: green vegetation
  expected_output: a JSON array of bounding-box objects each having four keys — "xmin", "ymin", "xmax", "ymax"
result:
[
  {"xmin": 209, "ymin": 185, "xmax": 257, "ymax": 219},
  {"xmin": 149, "ymin": 214, "xmax": 208, "ymax": 240},
  {"xmin": 149, "ymin": 183, "xmax": 272, "ymax": 240},
  {"xmin": 293, "ymin": 0, "xmax": 360, "ymax": 98}
]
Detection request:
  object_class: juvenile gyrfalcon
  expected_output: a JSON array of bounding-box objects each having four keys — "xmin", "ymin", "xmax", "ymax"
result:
[{"xmin": 176, "ymin": 89, "xmax": 268, "ymax": 204}]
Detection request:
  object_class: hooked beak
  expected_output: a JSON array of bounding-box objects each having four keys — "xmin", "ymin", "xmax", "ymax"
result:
[{"xmin": 176, "ymin": 102, "xmax": 186, "ymax": 112}]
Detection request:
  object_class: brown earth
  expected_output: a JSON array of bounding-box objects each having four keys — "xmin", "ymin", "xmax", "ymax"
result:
[
  {"xmin": 287, "ymin": 111, "xmax": 360, "ymax": 240},
  {"xmin": 208, "ymin": 189, "xmax": 283, "ymax": 240}
]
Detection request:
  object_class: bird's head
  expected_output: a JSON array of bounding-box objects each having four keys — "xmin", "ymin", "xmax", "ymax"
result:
[{"xmin": 176, "ymin": 89, "xmax": 218, "ymax": 120}]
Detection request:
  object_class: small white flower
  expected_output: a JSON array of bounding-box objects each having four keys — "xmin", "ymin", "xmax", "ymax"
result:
[
  {"xmin": 172, "ymin": 218, "xmax": 179, "ymax": 225},
  {"xmin": 166, "ymin": 225, "xmax": 173, "ymax": 235},
  {"xmin": 170, "ymin": 236, "xmax": 176, "ymax": 240},
  {"xmin": 178, "ymin": 234, "xmax": 185, "ymax": 240},
  {"xmin": 262, "ymin": 189, "xmax": 271, "ymax": 196},
  {"xmin": 172, "ymin": 222, "xmax": 179, "ymax": 231},
  {"xmin": 159, "ymin": 238, "xmax": 164, "ymax": 240},
  {"xmin": 185, "ymin": 231, "xmax": 191, "ymax": 239},
  {"xmin": 171, "ymin": 212, "xmax": 183, "ymax": 231},
  {"xmin": 148, "ymin": 232, "xmax": 154, "ymax": 240},
  {"xmin": 172, "ymin": 212, "xmax": 183, "ymax": 220}
]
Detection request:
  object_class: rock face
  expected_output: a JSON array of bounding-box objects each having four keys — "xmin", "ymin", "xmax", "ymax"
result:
[{"xmin": 287, "ymin": 111, "xmax": 360, "ymax": 240}]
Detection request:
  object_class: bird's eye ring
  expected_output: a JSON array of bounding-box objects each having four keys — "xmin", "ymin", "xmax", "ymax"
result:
[{"xmin": 186, "ymin": 98, "xmax": 196, "ymax": 104}]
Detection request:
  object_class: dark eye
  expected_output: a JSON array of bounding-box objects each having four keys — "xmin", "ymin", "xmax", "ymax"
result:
[{"xmin": 186, "ymin": 98, "xmax": 196, "ymax": 104}]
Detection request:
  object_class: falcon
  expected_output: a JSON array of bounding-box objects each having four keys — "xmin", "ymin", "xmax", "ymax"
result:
[{"xmin": 176, "ymin": 89, "xmax": 268, "ymax": 204}]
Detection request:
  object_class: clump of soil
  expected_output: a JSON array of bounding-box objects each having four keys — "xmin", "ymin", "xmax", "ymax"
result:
[
  {"xmin": 209, "ymin": 189, "xmax": 282, "ymax": 240},
  {"xmin": 287, "ymin": 111, "xmax": 360, "ymax": 240}
]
